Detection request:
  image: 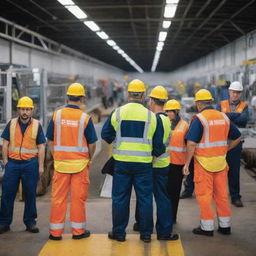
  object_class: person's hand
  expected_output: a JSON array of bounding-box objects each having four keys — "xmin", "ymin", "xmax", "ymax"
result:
[
  {"xmin": 3, "ymin": 160, "xmax": 8, "ymax": 166},
  {"xmin": 182, "ymin": 164, "xmax": 190, "ymax": 176},
  {"xmin": 39, "ymin": 166, "xmax": 44, "ymax": 176}
]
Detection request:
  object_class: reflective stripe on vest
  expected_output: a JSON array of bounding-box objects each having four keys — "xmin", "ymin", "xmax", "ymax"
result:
[
  {"xmin": 153, "ymin": 114, "xmax": 171, "ymax": 168},
  {"xmin": 220, "ymin": 100, "xmax": 247, "ymax": 113},
  {"xmin": 113, "ymin": 107, "xmax": 153, "ymax": 158},
  {"xmin": 114, "ymin": 107, "xmax": 152, "ymax": 146},
  {"xmin": 9, "ymin": 118, "xmax": 39, "ymax": 156},
  {"xmin": 196, "ymin": 113, "xmax": 229, "ymax": 149},
  {"xmin": 54, "ymin": 109, "xmax": 89, "ymax": 153},
  {"xmin": 169, "ymin": 119, "xmax": 188, "ymax": 165},
  {"xmin": 49, "ymin": 223, "xmax": 65, "ymax": 230}
]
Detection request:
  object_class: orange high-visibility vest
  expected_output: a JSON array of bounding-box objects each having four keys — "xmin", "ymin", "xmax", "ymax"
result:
[
  {"xmin": 8, "ymin": 118, "xmax": 39, "ymax": 160},
  {"xmin": 169, "ymin": 119, "xmax": 188, "ymax": 165},
  {"xmin": 220, "ymin": 100, "xmax": 247, "ymax": 113},
  {"xmin": 53, "ymin": 107, "xmax": 90, "ymax": 162},
  {"xmin": 194, "ymin": 109, "xmax": 230, "ymax": 172}
]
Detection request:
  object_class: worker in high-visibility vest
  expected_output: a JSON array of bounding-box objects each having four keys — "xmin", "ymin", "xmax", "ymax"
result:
[
  {"xmin": 46, "ymin": 83, "xmax": 97, "ymax": 240},
  {"xmin": 216, "ymin": 81, "xmax": 249, "ymax": 207},
  {"xmin": 0, "ymin": 96, "xmax": 45, "ymax": 234},
  {"xmin": 164, "ymin": 99, "xmax": 189, "ymax": 224},
  {"xmin": 183, "ymin": 89, "xmax": 241, "ymax": 236},
  {"xmin": 133, "ymin": 86, "xmax": 179, "ymax": 241},
  {"xmin": 101, "ymin": 79, "xmax": 165, "ymax": 243}
]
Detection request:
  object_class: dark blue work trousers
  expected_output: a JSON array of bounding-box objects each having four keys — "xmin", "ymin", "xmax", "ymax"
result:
[
  {"xmin": 135, "ymin": 167, "xmax": 173, "ymax": 236},
  {"xmin": 153, "ymin": 167, "xmax": 173, "ymax": 237},
  {"xmin": 226, "ymin": 142, "xmax": 242, "ymax": 202},
  {"xmin": 112, "ymin": 161, "xmax": 153, "ymax": 237},
  {"xmin": 0, "ymin": 157, "xmax": 39, "ymax": 227}
]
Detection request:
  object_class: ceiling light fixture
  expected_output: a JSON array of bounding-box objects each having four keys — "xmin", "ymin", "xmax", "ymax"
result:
[
  {"xmin": 84, "ymin": 21, "xmax": 100, "ymax": 32},
  {"xmin": 158, "ymin": 31, "xmax": 167, "ymax": 42},
  {"xmin": 96, "ymin": 31, "xmax": 109, "ymax": 40},
  {"xmin": 65, "ymin": 5, "xmax": 87, "ymax": 19},
  {"xmin": 162, "ymin": 21, "xmax": 171, "ymax": 29},
  {"xmin": 57, "ymin": 0, "xmax": 74, "ymax": 5},
  {"xmin": 106, "ymin": 40, "xmax": 116, "ymax": 46},
  {"xmin": 164, "ymin": 5, "xmax": 177, "ymax": 18}
]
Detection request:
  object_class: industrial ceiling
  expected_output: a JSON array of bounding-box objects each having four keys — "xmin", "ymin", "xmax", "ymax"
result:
[{"xmin": 1, "ymin": 0, "xmax": 256, "ymax": 72}]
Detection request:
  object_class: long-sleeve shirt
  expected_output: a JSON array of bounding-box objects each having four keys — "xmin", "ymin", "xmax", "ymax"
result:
[{"xmin": 216, "ymin": 100, "xmax": 249, "ymax": 128}]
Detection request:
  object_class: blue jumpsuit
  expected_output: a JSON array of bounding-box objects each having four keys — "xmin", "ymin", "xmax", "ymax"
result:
[{"xmin": 0, "ymin": 118, "xmax": 45, "ymax": 227}]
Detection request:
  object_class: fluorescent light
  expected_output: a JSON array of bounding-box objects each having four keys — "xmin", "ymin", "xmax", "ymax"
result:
[
  {"xmin": 96, "ymin": 31, "xmax": 109, "ymax": 40},
  {"xmin": 162, "ymin": 20, "xmax": 171, "ymax": 29},
  {"xmin": 106, "ymin": 40, "xmax": 116, "ymax": 46},
  {"xmin": 84, "ymin": 21, "xmax": 100, "ymax": 32},
  {"xmin": 65, "ymin": 5, "xmax": 87, "ymax": 19},
  {"xmin": 57, "ymin": 0, "xmax": 74, "ymax": 5},
  {"xmin": 166, "ymin": 0, "xmax": 179, "ymax": 3},
  {"xmin": 117, "ymin": 49, "xmax": 124, "ymax": 54},
  {"xmin": 156, "ymin": 42, "xmax": 164, "ymax": 51},
  {"xmin": 113, "ymin": 45, "xmax": 120, "ymax": 50},
  {"xmin": 164, "ymin": 4, "xmax": 177, "ymax": 18},
  {"xmin": 158, "ymin": 31, "xmax": 167, "ymax": 41}
]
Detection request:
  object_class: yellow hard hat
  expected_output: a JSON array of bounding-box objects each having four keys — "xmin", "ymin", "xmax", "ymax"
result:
[
  {"xmin": 66, "ymin": 83, "xmax": 85, "ymax": 96},
  {"xmin": 194, "ymin": 89, "xmax": 214, "ymax": 102},
  {"xmin": 164, "ymin": 99, "xmax": 181, "ymax": 110},
  {"xmin": 149, "ymin": 85, "xmax": 168, "ymax": 100},
  {"xmin": 127, "ymin": 79, "xmax": 146, "ymax": 92},
  {"xmin": 16, "ymin": 96, "xmax": 34, "ymax": 108}
]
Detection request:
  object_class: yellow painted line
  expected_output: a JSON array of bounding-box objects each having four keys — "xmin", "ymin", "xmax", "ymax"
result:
[{"xmin": 38, "ymin": 234, "xmax": 184, "ymax": 256}]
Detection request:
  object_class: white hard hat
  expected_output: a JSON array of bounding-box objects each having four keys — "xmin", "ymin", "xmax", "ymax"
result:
[{"xmin": 229, "ymin": 81, "xmax": 243, "ymax": 91}]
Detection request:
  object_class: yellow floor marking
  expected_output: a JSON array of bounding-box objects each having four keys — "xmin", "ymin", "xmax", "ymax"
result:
[{"xmin": 39, "ymin": 234, "xmax": 184, "ymax": 256}]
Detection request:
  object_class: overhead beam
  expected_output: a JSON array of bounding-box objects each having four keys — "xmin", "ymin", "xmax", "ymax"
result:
[
  {"xmin": 181, "ymin": 0, "xmax": 227, "ymax": 46},
  {"xmin": 5, "ymin": 0, "xmax": 60, "ymax": 32},
  {"xmin": 229, "ymin": 21, "xmax": 246, "ymax": 35}
]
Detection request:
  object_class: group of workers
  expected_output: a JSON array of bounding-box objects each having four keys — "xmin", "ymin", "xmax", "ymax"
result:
[{"xmin": 0, "ymin": 78, "xmax": 248, "ymax": 243}]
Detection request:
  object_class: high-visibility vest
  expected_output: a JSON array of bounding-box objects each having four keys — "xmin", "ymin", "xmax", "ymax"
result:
[
  {"xmin": 53, "ymin": 107, "xmax": 90, "ymax": 173},
  {"xmin": 169, "ymin": 119, "xmax": 188, "ymax": 165},
  {"xmin": 194, "ymin": 109, "xmax": 230, "ymax": 172},
  {"xmin": 111, "ymin": 103, "xmax": 157, "ymax": 163},
  {"xmin": 8, "ymin": 118, "xmax": 39, "ymax": 160},
  {"xmin": 153, "ymin": 114, "xmax": 171, "ymax": 168},
  {"xmin": 220, "ymin": 100, "xmax": 247, "ymax": 113}
]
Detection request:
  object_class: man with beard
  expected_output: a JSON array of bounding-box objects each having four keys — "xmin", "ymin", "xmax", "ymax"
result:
[{"xmin": 0, "ymin": 96, "xmax": 45, "ymax": 234}]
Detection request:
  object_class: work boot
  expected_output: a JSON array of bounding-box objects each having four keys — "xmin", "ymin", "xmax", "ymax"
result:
[
  {"xmin": 108, "ymin": 232, "xmax": 126, "ymax": 242},
  {"xmin": 133, "ymin": 222, "xmax": 140, "ymax": 232},
  {"xmin": 157, "ymin": 233, "xmax": 179, "ymax": 241},
  {"xmin": 26, "ymin": 225, "xmax": 39, "ymax": 233},
  {"xmin": 49, "ymin": 234, "xmax": 62, "ymax": 241},
  {"xmin": 180, "ymin": 191, "xmax": 192, "ymax": 199},
  {"xmin": 192, "ymin": 226, "xmax": 213, "ymax": 237},
  {"xmin": 0, "ymin": 225, "xmax": 10, "ymax": 234},
  {"xmin": 140, "ymin": 234, "xmax": 151, "ymax": 243},
  {"xmin": 232, "ymin": 199, "xmax": 243, "ymax": 207},
  {"xmin": 218, "ymin": 227, "xmax": 231, "ymax": 235},
  {"xmin": 72, "ymin": 230, "xmax": 91, "ymax": 240}
]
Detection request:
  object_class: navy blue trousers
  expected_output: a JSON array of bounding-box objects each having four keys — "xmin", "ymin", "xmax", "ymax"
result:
[
  {"xmin": 112, "ymin": 161, "xmax": 153, "ymax": 237},
  {"xmin": 226, "ymin": 142, "xmax": 242, "ymax": 202},
  {"xmin": 0, "ymin": 158, "xmax": 39, "ymax": 227},
  {"xmin": 135, "ymin": 167, "xmax": 173, "ymax": 236}
]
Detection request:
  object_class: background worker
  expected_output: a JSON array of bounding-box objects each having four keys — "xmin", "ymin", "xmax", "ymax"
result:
[
  {"xmin": 101, "ymin": 79, "xmax": 164, "ymax": 243},
  {"xmin": 46, "ymin": 83, "xmax": 97, "ymax": 240},
  {"xmin": 134, "ymin": 87, "xmax": 178, "ymax": 241},
  {"xmin": 183, "ymin": 89, "xmax": 241, "ymax": 236},
  {"xmin": 216, "ymin": 81, "xmax": 249, "ymax": 207},
  {"xmin": 164, "ymin": 99, "xmax": 189, "ymax": 224},
  {"xmin": 0, "ymin": 96, "xmax": 45, "ymax": 234}
]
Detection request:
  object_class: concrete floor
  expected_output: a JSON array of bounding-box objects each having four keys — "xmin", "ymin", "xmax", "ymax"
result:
[{"xmin": 0, "ymin": 128, "xmax": 256, "ymax": 255}]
